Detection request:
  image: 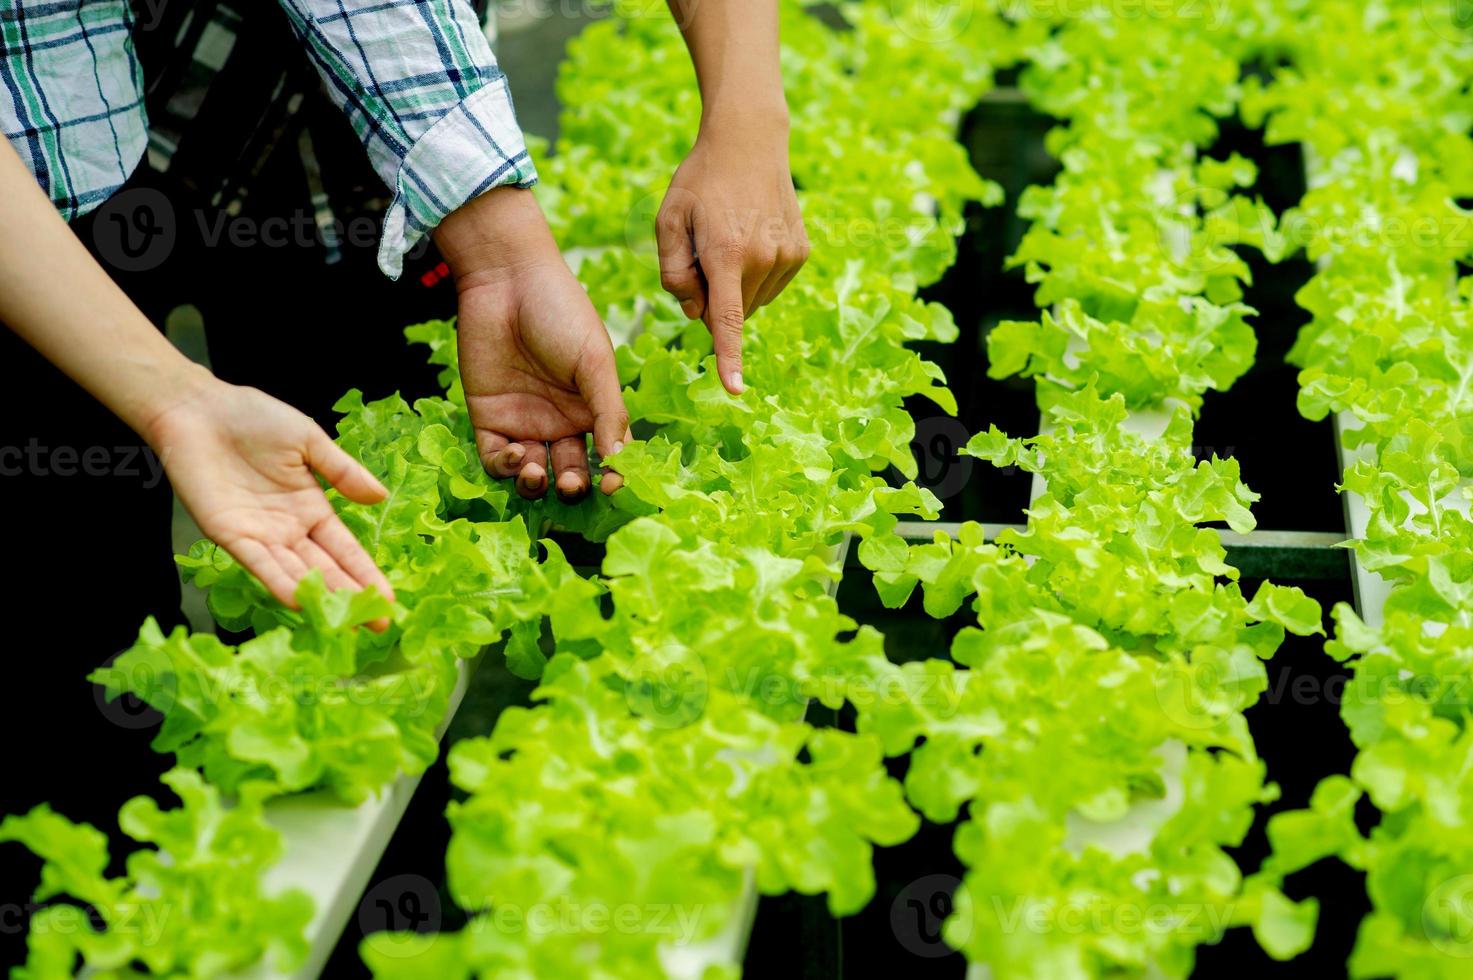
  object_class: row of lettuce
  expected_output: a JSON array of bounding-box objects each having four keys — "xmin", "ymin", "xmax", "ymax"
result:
[
  {"xmin": 371, "ymin": 3, "xmax": 1017, "ymax": 974},
  {"xmin": 935, "ymin": 2, "xmax": 1473, "ymax": 974},
  {"xmin": 853, "ymin": 4, "xmax": 1327, "ymax": 976},
  {"xmin": 0, "ymin": 2, "xmax": 1012, "ymax": 978},
  {"xmin": 1237, "ymin": 1, "xmax": 1473, "ymax": 976}
]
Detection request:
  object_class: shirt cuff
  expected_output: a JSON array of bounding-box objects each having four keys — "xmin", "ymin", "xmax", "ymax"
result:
[{"xmin": 377, "ymin": 75, "xmax": 538, "ymax": 280}]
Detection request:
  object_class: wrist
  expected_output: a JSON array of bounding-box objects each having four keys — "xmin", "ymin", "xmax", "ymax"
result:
[
  {"xmin": 434, "ymin": 186, "xmax": 563, "ymax": 294},
  {"xmin": 699, "ymin": 96, "xmax": 790, "ymax": 145},
  {"xmin": 133, "ymin": 361, "xmax": 220, "ymax": 453},
  {"xmin": 697, "ymin": 98, "xmax": 791, "ymax": 165}
]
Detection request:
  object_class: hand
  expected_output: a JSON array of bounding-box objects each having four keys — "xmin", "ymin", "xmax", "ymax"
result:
[
  {"xmin": 144, "ymin": 375, "xmax": 396, "ymax": 626},
  {"xmin": 656, "ymin": 111, "xmax": 809, "ymax": 394},
  {"xmin": 435, "ymin": 187, "xmax": 631, "ymax": 501}
]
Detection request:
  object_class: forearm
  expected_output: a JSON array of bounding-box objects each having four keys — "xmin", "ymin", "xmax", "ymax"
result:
[
  {"xmin": 0, "ymin": 141, "xmax": 210, "ymax": 443},
  {"xmin": 666, "ymin": 0, "xmax": 789, "ymax": 132}
]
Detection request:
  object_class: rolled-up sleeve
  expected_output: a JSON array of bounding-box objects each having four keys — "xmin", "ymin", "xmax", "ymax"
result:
[{"xmin": 276, "ymin": 0, "xmax": 537, "ymax": 278}]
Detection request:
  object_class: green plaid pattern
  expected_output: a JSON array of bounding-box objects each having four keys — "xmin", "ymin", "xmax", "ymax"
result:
[
  {"xmin": 0, "ymin": 0, "xmax": 146, "ymax": 221},
  {"xmin": 1, "ymin": 0, "xmax": 536, "ymax": 278}
]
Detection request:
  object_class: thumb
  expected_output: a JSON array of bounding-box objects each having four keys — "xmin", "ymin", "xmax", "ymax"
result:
[
  {"xmin": 574, "ymin": 340, "xmax": 631, "ymax": 461},
  {"xmin": 703, "ymin": 259, "xmax": 746, "ymax": 394},
  {"xmin": 307, "ymin": 428, "xmax": 389, "ymax": 504}
]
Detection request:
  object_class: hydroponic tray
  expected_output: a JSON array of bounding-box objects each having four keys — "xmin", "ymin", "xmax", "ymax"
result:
[
  {"xmin": 223, "ymin": 656, "xmax": 478, "ymax": 980},
  {"xmin": 222, "ymin": 537, "xmax": 850, "ymax": 979},
  {"xmin": 662, "ymin": 534, "xmax": 855, "ymax": 977}
]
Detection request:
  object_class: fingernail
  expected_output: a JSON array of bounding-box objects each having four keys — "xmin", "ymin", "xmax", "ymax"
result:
[
  {"xmin": 612, "ymin": 440, "xmax": 624, "ymax": 455},
  {"xmin": 525, "ymin": 472, "xmax": 544, "ymax": 490},
  {"xmin": 730, "ymin": 372, "xmax": 745, "ymax": 393},
  {"xmin": 506, "ymin": 445, "xmax": 525, "ymax": 463}
]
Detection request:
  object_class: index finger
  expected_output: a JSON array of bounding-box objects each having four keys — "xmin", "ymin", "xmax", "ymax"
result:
[
  {"xmin": 311, "ymin": 513, "xmax": 396, "ymax": 632},
  {"xmin": 701, "ymin": 256, "xmax": 747, "ymax": 395},
  {"xmin": 572, "ymin": 340, "xmax": 631, "ymax": 461}
]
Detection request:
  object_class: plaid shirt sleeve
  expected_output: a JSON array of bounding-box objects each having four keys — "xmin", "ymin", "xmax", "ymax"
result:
[
  {"xmin": 1, "ymin": 0, "xmax": 148, "ymax": 221},
  {"xmin": 276, "ymin": 0, "xmax": 537, "ymax": 279}
]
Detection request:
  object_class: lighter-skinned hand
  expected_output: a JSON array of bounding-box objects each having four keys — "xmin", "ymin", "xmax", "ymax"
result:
[{"xmin": 144, "ymin": 379, "xmax": 396, "ymax": 628}]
